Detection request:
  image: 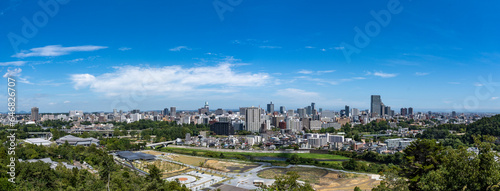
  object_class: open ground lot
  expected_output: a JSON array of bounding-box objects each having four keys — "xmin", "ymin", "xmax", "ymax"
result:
[
  {"xmin": 204, "ymin": 159, "xmax": 259, "ymax": 173},
  {"xmin": 257, "ymin": 167, "xmax": 380, "ymax": 191},
  {"xmin": 160, "ymin": 147, "xmax": 350, "ymax": 160}
]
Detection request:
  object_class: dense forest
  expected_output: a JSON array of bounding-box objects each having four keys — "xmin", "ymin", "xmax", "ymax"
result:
[{"xmin": 0, "ymin": 141, "xmax": 189, "ymax": 190}]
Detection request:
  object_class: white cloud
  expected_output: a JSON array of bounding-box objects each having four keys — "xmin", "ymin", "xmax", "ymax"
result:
[
  {"xmin": 3, "ymin": 68, "xmax": 22, "ymax": 78},
  {"xmin": 70, "ymin": 63, "xmax": 270, "ymax": 96},
  {"xmin": 371, "ymin": 71, "xmax": 398, "ymax": 78},
  {"xmin": 64, "ymin": 101, "xmax": 71, "ymax": 103},
  {"xmin": 305, "ymin": 46, "xmax": 315, "ymax": 49},
  {"xmin": 321, "ymin": 48, "xmax": 326, "ymax": 52},
  {"xmin": 2, "ymin": 68, "xmax": 31, "ymax": 84},
  {"xmin": 317, "ymin": 70, "xmax": 336, "ymax": 74},
  {"xmin": 0, "ymin": 61, "xmax": 26, "ymax": 66},
  {"xmin": 333, "ymin": 47, "xmax": 345, "ymax": 50},
  {"xmin": 298, "ymin": 70, "xmax": 313, "ymax": 74},
  {"xmin": 275, "ymin": 88, "xmax": 319, "ymax": 98},
  {"xmin": 298, "ymin": 70, "xmax": 335, "ymax": 75},
  {"xmin": 491, "ymin": 97, "xmax": 499, "ymax": 100},
  {"xmin": 297, "ymin": 75, "xmax": 364, "ymax": 86},
  {"xmin": 415, "ymin": 72, "xmax": 430, "ymax": 76},
  {"xmin": 169, "ymin": 46, "xmax": 191, "ymax": 51},
  {"xmin": 12, "ymin": 45, "xmax": 107, "ymax": 58},
  {"xmin": 474, "ymin": 83, "xmax": 484, "ymax": 87},
  {"xmin": 118, "ymin": 47, "xmax": 132, "ymax": 51},
  {"xmin": 259, "ymin": 45, "xmax": 281, "ymax": 49}
]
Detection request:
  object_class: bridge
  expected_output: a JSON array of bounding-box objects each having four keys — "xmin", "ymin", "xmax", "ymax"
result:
[{"xmin": 145, "ymin": 141, "xmax": 176, "ymax": 149}]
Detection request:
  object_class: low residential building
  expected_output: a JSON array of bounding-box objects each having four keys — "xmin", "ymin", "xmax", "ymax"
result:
[
  {"xmin": 24, "ymin": 138, "xmax": 53, "ymax": 146},
  {"xmin": 56, "ymin": 135, "xmax": 100, "ymax": 146}
]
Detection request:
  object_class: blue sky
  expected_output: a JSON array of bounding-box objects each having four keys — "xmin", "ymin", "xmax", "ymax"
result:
[{"xmin": 1, "ymin": 0, "xmax": 499, "ymax": 113}]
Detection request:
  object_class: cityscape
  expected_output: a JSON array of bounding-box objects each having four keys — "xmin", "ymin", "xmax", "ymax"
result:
[{"xmin": 1, "ymin": 0, "xmax": 500, "ymax": 191}]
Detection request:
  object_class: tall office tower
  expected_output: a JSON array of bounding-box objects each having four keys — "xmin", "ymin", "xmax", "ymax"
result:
[
  {"xmin": 319, "ymin": 108, "xmax": 322, "ymax": 113},
  {"xmin": 245, "ymin": 107, "xmax": 261, "ymax": 133},
  {"xmin": 113, "ymin": 109, "xmax": 117, "ymax": 115},
  {"xmin": 401, "ymin": 108, "xmax": 408, "ymax": 116},
  {"xmin": 452, "ymin": 111, "xmax": 457, "ymax": 118},
  {"xmin": 371, "ymin": 95, "xmax": 382, "ymax": 117},
  {"xmin": 384, "ymin": 106, "xmax": 391, "ymax": 116},
  {"xmin": 352, "ymin": 108, "xmax": 360, "ymax": 116},
  {"xmin": 239, "ymin": 107, "xmax": 247, "ymax": 116},
  {"xmin": 280, "ymin": 106, "xmax": 286, "ymax": 114},
  {"xmin": 131, "ymin": 109, "xmax": 140, "ymax": 114},
  {"xmin": 382, "ymin": 103, "xmax": 386, "ymax": 117},
  {"xmin": 306, "ymin": 106, "xmax": 312, "ymax": 115},
  {"xmin": 204, "ymin": 101, "xmax": 209, "ymax": 110},
  {"xmin": 30, "ymin": 107, "xmax": 39, "ymax": 121},
  {"xmin": 408, "ymin": 107, "xmax": 414, "ymax": 116},
  {"xmin": 163, "ymin": 108, "xmax": 169, "ymax": 116},
  {"xmin": 345, "ymin": 105, "xmax": 350, "ymax": 117},
  {"xmin": 297, "ymin": 108, "xmax": 306, "ymax": 118},
  {"xmin": 311, "ymin": 102, "xmax": 316, "ymax": 112},
  {"xmin": 170, "ymin": 107, "xmax": 176, "ymax": 117},
  {"xmin": 267, "ymin": 101, "xmax": 274, "ymax": 114}
]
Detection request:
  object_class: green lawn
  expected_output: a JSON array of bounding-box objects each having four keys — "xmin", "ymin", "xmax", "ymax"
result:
[{"xmin": 160, "ymin": 147, "xmax": 350, "ymax": 160}]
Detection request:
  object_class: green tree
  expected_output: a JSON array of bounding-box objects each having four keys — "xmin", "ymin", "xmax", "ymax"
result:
[
  {"xmin": 400, "ymin": 139, "xmax": 443, "ymax": 190},
  {"xmin": 267, "ymin": 171, "xmax": 314, "ymax": 191},
  {"xmin": 148, "ymin": 165, "xmax": 161, "ymax": 181}
]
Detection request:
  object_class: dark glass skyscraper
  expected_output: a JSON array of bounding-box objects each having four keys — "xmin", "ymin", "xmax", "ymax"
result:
[
  {"xmin": 371, "ymin": 95, "xmax": 382, "ymax": 117},
  {"xmin": 267, "ymin": 101, "xmax": 274, "ymax": 114}
]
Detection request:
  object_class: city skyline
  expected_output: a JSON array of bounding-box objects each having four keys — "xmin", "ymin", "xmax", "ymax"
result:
[{"xmin": 1, "ymin": 1, "xmax": 499, "ymax": 113}]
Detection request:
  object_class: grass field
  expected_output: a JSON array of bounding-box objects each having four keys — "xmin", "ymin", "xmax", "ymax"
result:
[
  {"xmin": 167, "ymin": 154, "xmax": 207, "ymax": 167},
  {"xmin": 160, "ymin": 147, "xmax": 350, "ymax": 160},
  {"xmin": 258, "ymin": 167, "xmax": 329, "ymax": 184},
  {"xmin": 132, "ymin": 160, "xmax": 185, "ymax": 174}
]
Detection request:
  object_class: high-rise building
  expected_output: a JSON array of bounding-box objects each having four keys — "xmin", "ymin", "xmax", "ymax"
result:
[
  {"xmin": 401, "ymin": 108, "xmax": 408, "ymax": 116},
  {"xmin": 371, "ymin": 95, "xmax": 382, "ymax": 117},
  {"xmin": 210, "ymin": 122, "xmax": 234, "ymax": 135},
  {"xmin": 380, "ymin": 103, "xmax": 385, "ymax": 117},
  {"xmin": 239, "ymin": 107, "xmax": 247, "ymax": 116},
  {"xmin": 131, "ymin": 109, "xmax": 140, "ymax": 114},
  {"xmin": 163, "ymin": 108, "xmax": 169, "ymax": 116},
  {"xmin": 306, "ymin": 106, "xmax": 312, "ymax": 115},
  {"xmin": 408, "ymin": 107, "xmax": 414, "ymax": 116},
  {"xmin": 385, "ymin": 106, "xmax": 391, "ymax": 116},
  {"xmin": 297, "ymin": 108, "xmax": 306, "ymax": 118},
  {"xmin": 311, "ymin": 102, "xmax": 316, "ymax": 112},
  {"xmin": 31, "ymin": 107, "xmax": 39, "ymax": 122},
  {"xmin": 204, "ymin": 102, "xmax": 209, "ymax": 110},
  {"xmin": 267, "ymin": 102, "xmax": 274, "ymax": 114},
  {"xmin": 215, "ymin": 108, "xmax": 224, "ymax": 115},
  {"xmin": 170, "ymin": 107, "xmax": 176, "ymax": 117},
  {"xmin": 352, "ymin": 108, "xmax": 360, "ymax": 116},
  {"xmin": 245, "ymin": 107, "xmax": 261, "ymax": 133},
  {"xmin": 280, "ymin": 106, "xmax": 286, "ymax": 114},
  {"xmin": 345, "ymin": 105, "xmax": 350, "ymax": 117}
]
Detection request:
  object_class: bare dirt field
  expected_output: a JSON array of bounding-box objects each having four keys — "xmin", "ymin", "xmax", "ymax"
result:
[{"xmin": 257, "ymin": 167, "xmax": 380, "ymax": 191}]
